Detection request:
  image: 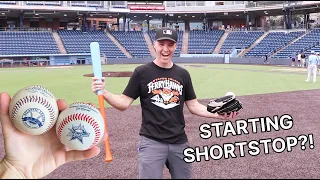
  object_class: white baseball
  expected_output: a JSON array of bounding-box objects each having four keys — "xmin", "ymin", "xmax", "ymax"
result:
[
  {"xmin": 226, "ymin": 92, "xmax": 236, "ymax": 97},
  {"xmin": 9, "ymin": 85, "xmax": 59, "ymax": 135},
  {"xmin": 56, "ymin": 102, "xmax": 105, "ymax": 151}
]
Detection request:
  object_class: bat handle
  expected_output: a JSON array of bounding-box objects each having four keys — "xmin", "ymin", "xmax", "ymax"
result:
[
  {"xmin": 99, "ymin": 95, "xmax": 108, "ymax": 132},
  {"xmin": 98, "ymin": 95, "xmax": 113, "ymax": 162}
]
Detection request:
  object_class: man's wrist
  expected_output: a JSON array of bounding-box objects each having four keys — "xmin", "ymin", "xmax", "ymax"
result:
[{"xmin": 0, "ymin": 158, "xmax": 26, "ymax": 179}]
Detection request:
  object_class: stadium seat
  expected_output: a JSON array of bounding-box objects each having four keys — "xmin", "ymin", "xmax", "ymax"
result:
[
  {"xmin": 109, "ymin": 31, "xmax": 151, "ymax": 58},
  {"xmin": 273, "ymin": 29, "xmax": 320, "ymax": 58},
  {"xmin": 245, "ymin": 31, "xmax": 305, "ymax": 58},
  {"xmin": 0, "ymin": 31, "xmax": 60, "ymax": 55},
  {"xmin": 187, "ymin": 29, "xmax": 224, "ymax": 54},
  {"xmin": 219, "ymin": 31, "xmax": 264, "ymax": 54},
  {"xmin": 57, "ymin": 30, "xmax": 126, "ymax": 58}
]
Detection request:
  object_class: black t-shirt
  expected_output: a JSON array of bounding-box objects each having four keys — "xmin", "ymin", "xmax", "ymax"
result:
[{"xmin": 123, "ymin": 62, "xmax": 197, "ymax": 144}]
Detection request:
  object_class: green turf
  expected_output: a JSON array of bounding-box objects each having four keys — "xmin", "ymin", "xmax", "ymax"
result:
[{"xmin": 1, "ymin": 64, "xmax": 319, "ymax": 107}]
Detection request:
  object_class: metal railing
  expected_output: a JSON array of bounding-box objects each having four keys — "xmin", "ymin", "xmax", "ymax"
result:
[
  {"xmin": 0, "ymin": 27, "xmax": 52, "ymax": 32},
  {"xmin": 246, "ymin": 1, "xmax": 286, "ymax": 8}
]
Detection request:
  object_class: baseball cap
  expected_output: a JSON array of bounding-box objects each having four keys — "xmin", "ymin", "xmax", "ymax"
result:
[
  {"xmin": 155, "ymin": 27, "xmax": 178, "ymax": 43},
  {"xmin": 311, "ymin": 50, "xmax": 315, "ymax": 54}
]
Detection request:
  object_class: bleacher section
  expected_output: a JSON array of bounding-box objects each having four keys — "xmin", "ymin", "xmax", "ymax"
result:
[
  {"xmin": 219, "ymin": 31, "xmax": 264, "ymax": 54},
  {"xmin": 0, "ymin": 1, "xmax": 16, "ymax": 4},
  {"xmin": 245, "ymin": 31, "xmax": 305, "ymax": 57},
  {"xmin": 273, "ymin": 29, "xmax": 320, "ymax": 58},
  {"xmin": 0, "ymin": 31, "xmax": 60, "ymax": 55},
  {"xmin": 109, "ymin": 31, "xmax": 150, "ymax": 58},
  {"xmin": 304, "ymin": 44, "xmax": 320, "ymax": 56},
  {"xmin": 188, "ymin": 30, "xmax": 224, "ymax": 54},
  {"xmin": 148, "ymin": 30, "xmax": 184, "ymax": 57},
  {"xmin": 57, "ymin": 30, "xmax": 126, "ymax": 58},
  {"xmin": 1, "ymin": 28, "xmax": 319, "ymax": 59}
]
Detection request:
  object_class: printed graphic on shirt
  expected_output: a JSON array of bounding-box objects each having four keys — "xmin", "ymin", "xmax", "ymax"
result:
[{"xmin": 147, "ymin": 77, "xmax": 183, "ymax": 109}]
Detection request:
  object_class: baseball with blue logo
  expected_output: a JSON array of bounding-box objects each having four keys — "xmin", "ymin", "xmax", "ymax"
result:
[
  {"xmin": 9, "ymin": 85, "xmax": 59, "ymax": 135},
  {"xmin": 56, "ymin": 102, "xmax": 105, "ymax": 151}
]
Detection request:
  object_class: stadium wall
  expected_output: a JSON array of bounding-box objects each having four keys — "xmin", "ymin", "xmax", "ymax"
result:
[
  {"xmin": 106, "ymin": 57, "xmax": 292, "ymax": 66},
  {"xmin": 1, "ymin": 54, "xmax": 292, "ymax": 67}
]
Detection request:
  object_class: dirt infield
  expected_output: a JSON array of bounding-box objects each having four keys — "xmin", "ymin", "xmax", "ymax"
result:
[{"xmin": 0, "ymin": 89, "xmax": 303, "ymax": 178}]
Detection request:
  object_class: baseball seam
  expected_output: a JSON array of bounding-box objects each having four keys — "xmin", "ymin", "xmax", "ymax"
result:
[
  {"xmin": 57, "ymin": 113, "xmax": 101, "ymax": 149},
  {"xmin": 11, "ymin": 95, "xmax": 56, "ymax": 133}
]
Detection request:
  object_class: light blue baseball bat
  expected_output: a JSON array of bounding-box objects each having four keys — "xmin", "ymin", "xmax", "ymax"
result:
[
  {"xmin": 90, "ymin": 42, "xmax": 113, "ymax": 162},
  {"xmin": 90, "ymin": 42, "xmax": 103, "ymax": 95}
]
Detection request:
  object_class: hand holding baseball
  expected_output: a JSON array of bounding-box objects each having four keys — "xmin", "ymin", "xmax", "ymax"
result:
[
  {"xmin": 0, "ymin": 92, "xmax": 107, "ymax": 179},
  {"xmin": 91, "ymin": 77, "xmax": 106, "ymax": 95}
]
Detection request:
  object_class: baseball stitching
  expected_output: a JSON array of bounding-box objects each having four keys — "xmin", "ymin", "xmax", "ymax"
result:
[
  {"xmin": 57, "ymin": 113, "xmax": 101, "ymax": 149},
  {"xmin": 11, "ymin": 95, "xmax": 56, "ymax": 133}
]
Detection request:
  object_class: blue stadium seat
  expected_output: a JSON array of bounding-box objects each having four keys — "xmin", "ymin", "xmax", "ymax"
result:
[
  {"xmin": 57, "ymin": 30, "xmax": 126, "ymax": 58},
  {"xmin": 188, "ymin": 30, "xmax": 224, "ymax": 54},
  {"xmin": 0, "ymin": 31, "xmax": 60, "ymax": 55},
  {"xmin": 273, "ymin": 29, "xmax": 320, "ymax": 58},
  {"xmin": 245, "ymin": 31, "xmax": 305, "ymax": 58},
  {"xmin": 109, "ymin": 31, "xmax": 151, "ymax": 58},
  {"xmin": 219, "ymin": 31, "xmax": 264, "ymax": 54}
]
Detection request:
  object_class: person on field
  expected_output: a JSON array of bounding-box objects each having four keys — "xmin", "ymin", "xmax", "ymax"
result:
[
  {"xmin": 305, "ymin": 51, "xmax": 319, "ymax": 83},
  {"xmin": 91, "ymin": 27, "xmax": 239, "ymax": 179}
]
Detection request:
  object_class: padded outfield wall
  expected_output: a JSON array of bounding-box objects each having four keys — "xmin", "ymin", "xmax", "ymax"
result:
[
  {"xmin": 106, "ymin": 57, "xmax": 292, "ymax": 66},
  {"xmin": 0, "ymin": 53, "xmax": 292, "ymax": 67}
]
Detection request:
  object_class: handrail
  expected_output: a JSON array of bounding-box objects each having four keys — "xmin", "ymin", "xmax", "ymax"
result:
[{"xmin": 0, "ymin": 27, "xmax": 52, "ymax": 32}]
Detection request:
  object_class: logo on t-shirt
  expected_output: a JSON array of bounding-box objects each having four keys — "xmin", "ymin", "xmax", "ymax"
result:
[{"xmin": 147, "ymin": 77, "xmax": 183, "ymax": 109}]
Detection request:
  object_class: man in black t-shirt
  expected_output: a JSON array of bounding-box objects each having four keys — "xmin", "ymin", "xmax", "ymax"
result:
[{"xmin": 91, "ymin": 27, "xmax": 239, "ymax": 179}]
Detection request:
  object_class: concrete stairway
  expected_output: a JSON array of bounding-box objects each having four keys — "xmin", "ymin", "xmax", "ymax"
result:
[
  {"xmin": 105, "ymin": 31, "xmax": 133, "ymax": 58},
  {"xmin": 213, "ymin": 30, "xmax": 230, "ymax": 54},
  {"xmin": 181, "ymin": 29, "xmax": 189, "ymax": 54},
  {"xmin": 143, "ymin": 31, "xmax": 156, "ymax": 58},
  {"xmin": 52, "ymin": 31, "xmax": 67, "ymax": 54},
  {"xmin": 237, "ymin": 31, "xmax": 269, "ymax": 57}
]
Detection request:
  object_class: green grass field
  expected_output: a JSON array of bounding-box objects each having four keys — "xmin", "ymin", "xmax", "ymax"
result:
[{"xmin": 1, "ymin": 64, "xmax": 319, "ymax": 107}]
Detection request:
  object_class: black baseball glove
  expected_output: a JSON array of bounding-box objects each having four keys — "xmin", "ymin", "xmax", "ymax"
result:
[{"xmin": 207, "ymin": 94, "xmax": 243, "ymax": 115}]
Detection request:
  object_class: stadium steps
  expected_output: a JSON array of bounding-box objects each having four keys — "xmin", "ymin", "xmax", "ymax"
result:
[
  {"xmin": 105, "ymin": 31, "xmax": 133, "ymax": 58},
  {"xmin": 143, "ymin": 31, "xmax": 156, "ymax": 58},
  {"xmin": 271, "ymin": 31, "xmax": 309, "ymax": 57},
  {"xmin": 181, "ymin": 29, "xmax": 189, "ymax": 54},
  {"xmin": 52, "ymin": 31, "xmax": 67, "ymax": 54},
  {"xmin": 237, "ymin": 31, "xmax": 269, "ymax": 57},
  {"xmin": 213, "ymin": 30, "xmax": 229, "ymax": 54}
]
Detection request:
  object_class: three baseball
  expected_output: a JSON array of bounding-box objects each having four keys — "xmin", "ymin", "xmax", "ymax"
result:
[
  {"xmin": 56, "ymin": 102, "xmax": 105, "ymax": 151},
  {"xmin": 9, "ymin": 85, "xmax": 59, "ymax": 135}
]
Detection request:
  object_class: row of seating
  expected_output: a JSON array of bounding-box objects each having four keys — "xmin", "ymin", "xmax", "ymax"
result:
[
  {"xmin": 245, "ymin": 31, "xmax": 305, "ymax": 57},
  {"xmin": 273, "ymin": 29, "xmax": 320, "ymax": 58},
  {"xmin": 0, "ymin": 31, "xmax": 60, "ymax": 55},
  {"xmin": 1, "ymin": 29, "xmax": 320, "ymax": 59},
  {"xmin": 109, "ymin": 31, "xmax": 151, "ymax": 58},
  {"xmin": 188, "ymin": 30, "xmax": 224, "ymax": 54},
  {"xmin": 219, "ymin": 31, "xmax": 265, "ymax": 54},
  {"xmin": 57, "ymin": 30, "xmax": 127, "ymax": 58}
]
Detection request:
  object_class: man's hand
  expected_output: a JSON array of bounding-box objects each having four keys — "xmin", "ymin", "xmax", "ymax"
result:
[
  {"xmin": 0, "ymin": 92, "xmax": 107, "ymax": 179},
  {"xmin": 92, "ymin": 77, "xmax": 106, "ymax": 95}
]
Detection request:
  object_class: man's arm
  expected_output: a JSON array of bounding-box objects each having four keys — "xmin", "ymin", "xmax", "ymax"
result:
[
  {"xmin": 185, "ymin": 99, "xmax": 221, "ymax": 118},
  {"xmin": 185, "ymin": 99, "xmax": 238, "ymax": 120},
  {"xmin": 102, "ymin": 90, "xmax": 134, "ymax": 111}
]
